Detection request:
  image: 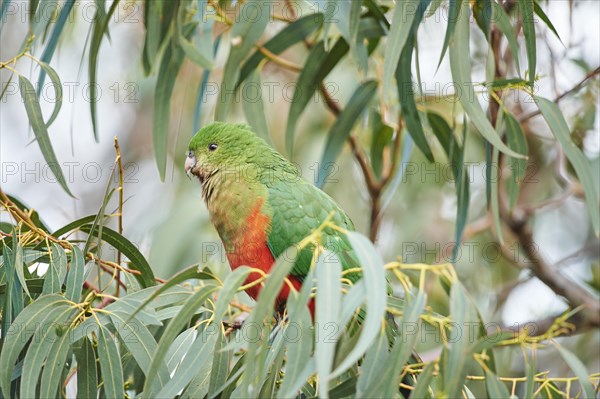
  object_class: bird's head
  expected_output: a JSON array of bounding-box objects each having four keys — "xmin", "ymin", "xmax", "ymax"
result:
[{"xmin": 185, "ymin": 122, "xmax": 273, "ymax": 183}]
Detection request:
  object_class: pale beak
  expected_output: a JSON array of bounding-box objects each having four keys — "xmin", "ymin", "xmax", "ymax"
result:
[{"xmin": 184, "ymin": 153, "xmax": 196, "ymax": 179}]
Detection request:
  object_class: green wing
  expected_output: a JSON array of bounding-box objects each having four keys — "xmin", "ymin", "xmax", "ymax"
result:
[{"xmin": 264, "ymin": 177, "xmax": 359, "ymax": 281}]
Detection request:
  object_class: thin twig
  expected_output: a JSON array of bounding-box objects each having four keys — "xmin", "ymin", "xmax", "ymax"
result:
[
  {"xmin": 256, "ymin": 45, "xmax": 302, "ymax": 72},
  {"xmin": 114, "ymin": 137, "xmax": 124, "ymax": 296},
  {"xmin": 519, "ymin": 67, "xmax": 600, "ymax": 123}
]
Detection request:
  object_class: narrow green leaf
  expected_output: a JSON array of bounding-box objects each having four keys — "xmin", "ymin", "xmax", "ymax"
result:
[
  {"xmin": 0, "ymin": 0, "xmax": 11, "ymax": 27},
  {"xmin": 237, "ymin": 249, "xmax": 300, "ymax": 397},
  {"xmin": 65, "ymin": 246, "xmax": 85, "ymax": 302},
  {"xmin": 1, "ymin": 247, "xmax": 15, "ymax": 339},
  {"xmin": 524, "ymin": 352, "xmax": 536, "ymax": 399},
  {"xmin": 153, "ymin": 29, "xmax": 187, "ymax": 181},
  {"xmin": 89, "ymin": 0, "xmax": 120, "ymax": 141},
  {"xmin": 381, "ymin": 291, "xmax": 426, "ymax": 398},
  {"xmin": 285, "ymin": 38, "xmax": 350, "ymax": 155},
  {"xmin": 395, "ymin": 0, "xmax": 433, "ymax": 162},
  {"xmin": 278, "ymin": 294, "xmax": 314, "ymax": 398},
  {"xmin": 36, "ymin": 0, "xmax": 75, "ymax": 91},
  {"xmin": 13, "ymin": 243, "xmax": 29, "ymax": 298},
  {"xmin": 238, "ymin": 13, "xmax": 325, "ymax": 88},
  {"xmin": 408, "ymin": 361, "xmax": 435, "ymax": 398},
  {"xmin": 212, "ymin": 266, "xmax": 252, "ymax": 323},
  {"xmin": 437, "ymin": 0, "xmax": 459, "ymax": 70},
  {"xmin": 79, "ymin": 224, "xmax": 156, "ymax": 287},
  {"xmin": 75, "ymin": 337, "xmax": 98, "ymax": 399},
  {"xmin": 317, "ymin": 80, "xmax": 378, "ymax": 188},
  {"xmin": 53, "ymin": 215, "xmax": 98, "ymax": 237},
  {"xmin": 35, "ymin": 60, "xmax": 63, "ymax": 127},
  {"xmin": 358, "ymin": 16, "xmax": 386, "ymax": 40},
  {"xmin": 18, "ymin": 75, "xmax": 74, "ymax": 196},
  {"xmin": 1, "ymin": 73, "xmax": 14, "ymax": 101},
  {"xmin": 19, "ymin": 306, "xmax": 74, "ymax": 399},
  {"xmin": 142, "ymin": 0, "xmax": 161, "ymax": 72},
  {"xmin": 519, "ymin": 0, "xmax": 536, "ymax": 87},
  {"xmin": 427, "ymin": 112, "xmax": 460, "ymax": 181},
  {"xmin": 122, "ymin": 284, "xmax": 196, "ymax": 309},
  {"xmin": 448, "ymin": 2, "xmax": 526, "ymax": 159},
  {"xmin": 442, "ymin": 282, "xmax": 477, "ymax": 398},
  {"xmin": 193, "ymin": 35, "xmax": 222, "ymax": 133},
  {"xmin": 256, "ymin": 327, "xmax": 287, "ymax": 398},
  {"xmin": 427, "ymin": 112, "xmax": 470, "ymax": 260},
  {"xmin": 39, "ymin": 328, "xmax": 71, "ymax": 399},
  {"xmin": 535, "ymin": 96, "xmax": 600, "ymax": 236},
  {"xmin": 177, "ymin": 34, "xmax": 212, "ymax": 69},
  {"xmin": 106, "ymin": 298, "xmax": 162, "ymax": 327},
  {"xmin": 539, "ymin": 381, "xmax": 563, "ymax": 399},
  {"xmin": 127, "ymin": 264, "xmax": 214, "ymax": 321},
  {"xmin": 97, "ymin": 324, "xmax": 125, "ymax": 399},
  {"xmin": 339, "ymin": 280, "xmax": 365, "ymax": 328},
  {"xmin": 280, "ymin": 361, "xmax": 316, "ymax": 399},
  {"xmin": 179, "ymin": 331, "xmax": 217, "ymax": 399},
  {"xmin": 349, "ymin": 0, "xmax": 367, "ymax": 70},
  {"xmin": 330, "ymin": 0, "xmax": 351, "ymax": 43},
  {"xmin": 10, "ymin": 260, "xmax": 24, "ymax": 321},
  {"xmin": 382, "ymin": 0, "xmax": 419, "ymax": 92},
  {"xmin": 42, "ymin": 243, "xmax": 67, "ymax": 294},
  {"xmin": 208, "ymin": 333, "xmax": 231, "ymax": 398},
  {"xmin": 356, "ymin": 331, "xmax": 389, "ymax": 397},
  {"xmin": 0, "ymin": 278, "xmax": 45, "ymax": 296},
  {"xmin": 485, "ymin": 369, "xmax": 511, "ymax": 399},
  {"xmin": 141, "ymin": 284, "xmax": 218, "ymax": 398},
  {"xmin": 23, "ymin": 0, "xmax": 55, "ymax": 50},
  {"xmin": 315, "ymin": 251, "xmax": 342, "ymax": 398},
  {"xmin": 426, "ymin": 0, "xmax": 443, "ymax": 17},
  {"xmin": 166, "ymin": 327, "xmax": 196, "ymax": 372},
  {"xmin": 505, "ymin": 112, "xmax": 528, "ymax": 210},
  {"xmin": 370, "ymin": 111, "xmax": 394, "ymax": 178},
  {"xmin": 175, "ymin": 2, "xmax": 213, "ymax": 69},
  {"xmin": 242, "ymin": 70, "xmax": 272, "ymax": 145},
  {"xmin": 488, "ymin": 78, "xmax": 529, "ymax": 90},
  {"xmin": 364, "ymin": 0, "xmax": 390, "ymax": 29},
  {"xmin": 533, "ymin": 2, "xmax": 562, "ymax": 43},
  {"xmin": 333, "ymin": 233, "xmax": 387, "ymax": 379},
  {"xmin": 195, "ymin": 0, "xmax": 213, "ymax": 58},
  {"xmin": 215, "ymin": 0, "xmax": 270, "ymax": 121},
  {"xmin": 329, "ymin": 375, "xmax": 358, "ymax": 399},
  {"xmin": 472, "ymin": 0, "xmax": 492, "ymax": 38},
  {"xmin": 110, "ymin": 312, "xmax": 169, "ymax": 393},
  {"xmin": 555, "ymin": 343, "xmax": 595, "ymax": 398},
  {"xmin": 491, "ymin": 145, "xmax": 503, "ymax": 245}
]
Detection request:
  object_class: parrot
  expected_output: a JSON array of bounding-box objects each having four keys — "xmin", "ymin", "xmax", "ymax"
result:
[
  {"xmin": 185, "ymin": 122, "xmax": 360, "ymax": 315},
  {"xmin": 185, "ymin": 122, "xmax": 421, "ymax": 396}
]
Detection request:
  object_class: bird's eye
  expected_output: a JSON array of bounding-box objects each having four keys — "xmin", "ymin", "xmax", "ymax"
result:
[
  {"xmin": 208, "ymin": 143, "xmax": 218, "ymax": 152},
  {"xmin": 187, "ymin": 150, "xmax": 193, "ymax": 157}
]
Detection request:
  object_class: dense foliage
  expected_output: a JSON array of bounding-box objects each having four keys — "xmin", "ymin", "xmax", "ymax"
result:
[{"xmin": 0, "ymin": 0, "xmax": 598, "ymax": 398}]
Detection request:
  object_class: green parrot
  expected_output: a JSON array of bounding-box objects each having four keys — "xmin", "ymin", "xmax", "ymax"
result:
[{"xmin": 185, "ymin": 122, "xmax": 359, "ymax": 314}]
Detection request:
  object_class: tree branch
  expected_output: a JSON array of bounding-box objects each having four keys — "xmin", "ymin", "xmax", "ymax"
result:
[
  {"xmin": 488, "ymin": 18, "xmax": 600, "ymax": 329},
  {"xmin": 319, "ymin": 83, "xmax": 386, "ymax": 242},
  {"xmin": 499, "ymin": 200, "xmax": 600, "ymax": 327}
]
